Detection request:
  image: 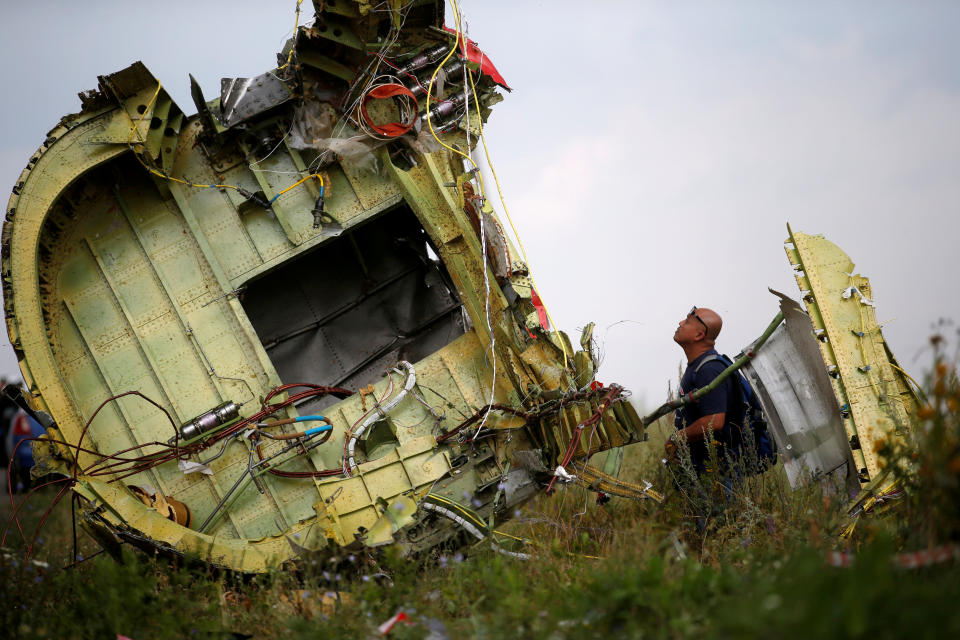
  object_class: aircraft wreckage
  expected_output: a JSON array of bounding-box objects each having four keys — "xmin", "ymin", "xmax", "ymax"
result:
[{"xmin": 3, "ymin": 1, "xmax": 920, "ymax": 571}]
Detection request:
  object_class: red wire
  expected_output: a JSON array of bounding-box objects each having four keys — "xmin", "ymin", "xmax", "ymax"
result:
[{"xmin": 545, "ymin": 386, "xmax": 623, "ymax": 494}]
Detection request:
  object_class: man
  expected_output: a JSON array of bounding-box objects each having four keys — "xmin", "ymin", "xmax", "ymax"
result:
[{"xmin": 665, "ymin": 306, "xmax": 746, "ymax": 474}]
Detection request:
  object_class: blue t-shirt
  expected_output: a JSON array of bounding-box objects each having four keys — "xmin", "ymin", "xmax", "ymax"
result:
[{"xmin": 674, "ymin": 349, "xmax": 744, "ymax": 471}]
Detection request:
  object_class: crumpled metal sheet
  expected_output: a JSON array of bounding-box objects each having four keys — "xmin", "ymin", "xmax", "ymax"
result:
[{"xmin": 741, "ymin": 290, "xmax": 856, "ymax": 491}]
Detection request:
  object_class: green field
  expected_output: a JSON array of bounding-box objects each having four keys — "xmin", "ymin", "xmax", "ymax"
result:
[{"xmin": 2, "ymin": 349, "xmax": 959, "ymax": 640}]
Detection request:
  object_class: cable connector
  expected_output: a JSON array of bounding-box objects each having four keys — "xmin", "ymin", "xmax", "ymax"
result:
[
  {"xmin": 237, "ymin": 187, "xmax": 271, "ymax": 209},
  {"xmin": 420, "ymin": 93, "xmax": 467, "ymax": 124},
  {"xmin": 400, "ymin": 44, "xmax": 449, "ymax": 75},
  {"xmin": 311, "ymin": 193, "xmax": 326, "ymax": 229}
]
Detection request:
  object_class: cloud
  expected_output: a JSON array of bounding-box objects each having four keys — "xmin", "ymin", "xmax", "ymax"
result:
[{"xmin": 481, "ymin": 10, "xmax": 960, "ymax": 402}]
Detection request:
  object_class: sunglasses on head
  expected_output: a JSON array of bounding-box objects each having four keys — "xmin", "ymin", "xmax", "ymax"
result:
[{"xmin": 689, "ymin": 306, "xmax": 710, "ymax": 337}]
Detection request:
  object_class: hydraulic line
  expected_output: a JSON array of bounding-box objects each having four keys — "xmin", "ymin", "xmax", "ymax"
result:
[{"xmin": 344, "ymin": 362, "xmax": 416, "ymax": 474}]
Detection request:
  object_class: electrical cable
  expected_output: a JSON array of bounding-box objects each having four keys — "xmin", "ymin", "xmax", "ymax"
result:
[
  {"xmin": 452, "ymin": 0, "xmax": 568, "ymax": 369},
  {"xmin": 277, "ymin": 0, "xmax": 305, "ymax": 72},
  {"xmin": 125, "ymin": 82, "xmax": 324, "ymax": 211}
]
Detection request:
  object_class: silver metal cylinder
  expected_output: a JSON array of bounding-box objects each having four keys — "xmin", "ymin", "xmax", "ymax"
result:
[{"xmin": 179, "ymin": 401, "xmax": 240, "ymax": 441}]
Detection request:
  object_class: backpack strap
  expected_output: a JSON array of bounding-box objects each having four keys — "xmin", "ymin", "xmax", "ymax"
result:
[
  {"xmin": 693, "ymin": 353, "xmax": 722, "ymax": 375},
  {"xmin": 694, "ymin": 353, "xmax": 761, "ymax": 410}
]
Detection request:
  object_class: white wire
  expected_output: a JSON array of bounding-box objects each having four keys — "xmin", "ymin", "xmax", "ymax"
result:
[
  {"xmin": 354, "ymin": 73, "xmax": 417, "ymax": 141},
  {"xmin": 449, "ymin": 5, "xmax": 497, "ymax": 443},
  {"xmin": 306, "ymin": 0, "xmax": 418, "ymax": 172}
]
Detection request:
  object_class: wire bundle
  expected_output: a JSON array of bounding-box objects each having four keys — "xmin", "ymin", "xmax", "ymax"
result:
[{"xmin": 357, "ymin": 77, "xmax": 419, "ymax": 139}]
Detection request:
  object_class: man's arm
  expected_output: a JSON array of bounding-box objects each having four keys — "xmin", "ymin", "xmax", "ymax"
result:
[
  {"xmin": 678, "ymin": 413, "xmax": 725, "ymax": 442},
  {"xmin": 665, "ymin": 413, "xmax": 725, "ymax": 459}
]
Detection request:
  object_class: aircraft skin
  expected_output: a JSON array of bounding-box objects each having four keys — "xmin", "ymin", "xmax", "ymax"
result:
[
  {"xmin": 3, "ymin": 1, "xmax": 916, "ymax": 571},
  {"xmin": 3, "ymin": 0, "xmax": 649, "ymax": 571}
]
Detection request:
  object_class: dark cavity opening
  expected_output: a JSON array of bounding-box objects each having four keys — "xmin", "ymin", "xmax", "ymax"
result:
[{"xmin": 241, "ymin": 206, "xmax": 465, "ymax": 413}]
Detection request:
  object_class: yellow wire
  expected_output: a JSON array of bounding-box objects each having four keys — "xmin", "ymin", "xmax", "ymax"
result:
[
  {"xmin": 124, "ymin": 81, "xmax": 323, "ymax": 202},
  {"xmin": 441, "ymin": 0, "xmax": 569, "ymax": 368},
  {"xmin": 890, "ymin": 363, "xmax": 929, "ymax": 405},
  {"xmin": 125, "ymin": 82, "xmax": 239, "ymax": 191},
  {"xmin": 424, "ymin": 4, "xmax": 481, "ymax": 180},
  {"xmin": 425, "ymin": 493, "xmax": 487, "ymax": 530},
  {"xmin": 273, "ymin": 173, "xmax": 325, "ymax": 199},
  {"xmin": 277, "ymin": 0, "xmax": 305, "ymax": 71},
  {"xmin": 125, "ymin": 82, "xmax": 162, "ymax": 146}
]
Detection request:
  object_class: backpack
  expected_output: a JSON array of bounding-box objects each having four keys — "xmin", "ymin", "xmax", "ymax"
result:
[{"xmin": 694, "ymin": 353, "xmax": 778, "ymax": 474}]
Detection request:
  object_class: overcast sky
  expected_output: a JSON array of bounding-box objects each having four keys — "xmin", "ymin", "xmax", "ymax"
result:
[{"xmin": 1, "ymin": 1, "xmax": 958, "ymax": 409}]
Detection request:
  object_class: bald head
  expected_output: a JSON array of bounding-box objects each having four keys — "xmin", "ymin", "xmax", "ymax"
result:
[
  {"xmin": 696, "ymin": 307, "xmax": 722, "ymax": 342},
  {"xmin": 673, "ymin": 306, "xmax": 723, "ymax": 359}
]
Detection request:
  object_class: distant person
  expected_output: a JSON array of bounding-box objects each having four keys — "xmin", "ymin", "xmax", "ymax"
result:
[
  {"xmin": 6, "ymin": 408, "xmax": 45, "ymax": 493},
  {"xmin": 0, "ymin": 377, "xmax": 14, "ymax": 468}
]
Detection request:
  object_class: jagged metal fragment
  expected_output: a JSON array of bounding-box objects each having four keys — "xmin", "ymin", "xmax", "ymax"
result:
[
  {"xmin": 740, "ymin": 290, "xmax": 856, "ymax": 491},
  {"xmin": 219, "ymin": 72, "xmax": 292, "ymax": 127},
  {"xmin": 2, "ymin": 0, "xmax": 645, "ymax": 573},
  {"xmin": 784, "ymin": 226, "xmax": 920, "ymax": 486}
]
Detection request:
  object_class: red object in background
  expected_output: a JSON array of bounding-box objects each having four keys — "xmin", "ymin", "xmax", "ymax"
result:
[
  {"xmin": 12, "ymin": 412, "xmax": 32, "ymax": 436},
  {"xmin": 442, "ymin": 26, "xmax": 511, "ymax": 90},
  {"xmin": 530, "ymin": 289, "xmax": 549, "ymax": 330},
  {"xmin": 378, "ymin": 610, "xmax": 412, "ymax": 634},
  {"xmin": 590, "ymin": 381, "xmax": 605, "ymax": 391}
]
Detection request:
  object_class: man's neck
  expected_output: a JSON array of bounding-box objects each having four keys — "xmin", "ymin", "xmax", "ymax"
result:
[{"xmin": 683, "ymin": 343, "xmax": 713, "ymax": 364}]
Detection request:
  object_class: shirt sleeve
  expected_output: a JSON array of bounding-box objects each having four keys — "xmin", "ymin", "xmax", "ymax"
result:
[{"xmin": 692, "ymin": 360, "xmax": 732, "ymax": 417}]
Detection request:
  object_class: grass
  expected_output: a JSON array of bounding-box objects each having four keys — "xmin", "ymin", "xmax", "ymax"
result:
[{"xmin": 2, "ymin": 340, "xmax": 959, "ymax": 639}]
